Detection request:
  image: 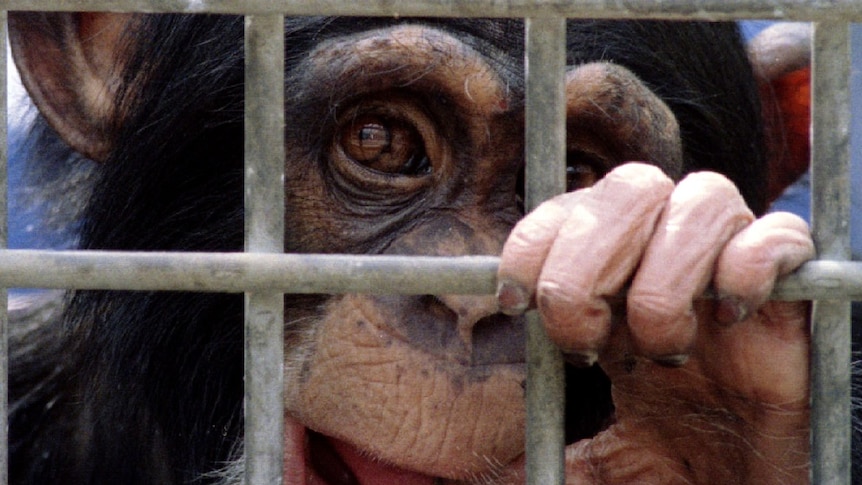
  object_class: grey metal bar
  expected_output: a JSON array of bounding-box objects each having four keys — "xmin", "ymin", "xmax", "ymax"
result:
[
  {"xmin": 5, "ymin": 0, "xmax": 862, "ymax": 20},
  {"xmin": 0, "ymin": 10, "xmax": 9, "ymax": 485},
  {"xmin": 524, "ymin": 16, "xmax": 566, "ymax": 485},
  {"xmin": 243, "ymin": 14, "xmax": 285, "ymax": 485},
  {"xmin": 0, "ymin": 251, "xmax": 499, "ymax": 294},
  {"xmin": 810, "ymin": 21, "xmax": 852, "ymax": 485},
  {"xmin": 0, "ymin": 250, "xmax": 856, "ymax": 299}
]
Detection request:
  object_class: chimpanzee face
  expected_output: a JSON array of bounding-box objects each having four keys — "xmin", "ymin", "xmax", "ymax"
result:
[
  {"xmin": 8, "ymin": 14, "xmax": 814, "ymax": 485},
  {"xmin": 273, "ymin": 23, "xmax": 685, "ymax": 477}
]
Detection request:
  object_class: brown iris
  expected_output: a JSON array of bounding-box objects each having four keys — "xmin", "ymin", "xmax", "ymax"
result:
[{"xmin": 341, "ymin": 115, "xmax": 431, "ymax": 176}]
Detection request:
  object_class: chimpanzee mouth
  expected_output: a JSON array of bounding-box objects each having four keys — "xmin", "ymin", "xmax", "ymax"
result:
[
  {"xmin": 303, "ymin": 366, "xmax": 614, "ymax": 485},
  {"xmin": 307, "ymin": 430, "xmax": 358, "ymax": 485},
  {"xmin": 308, "ymin": 430, "xmax": 445, "ymax": 485},
  {"xmin": 563, "ymin": 362, "xmax": 615, "ymax": 444},
  {"xmin": 303, "ymin": 296, "xmax": 613, "ymax": 484}
]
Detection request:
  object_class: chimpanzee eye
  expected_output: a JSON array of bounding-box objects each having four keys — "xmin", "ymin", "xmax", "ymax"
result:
[
  {"xmin": 566, "ymin": 164, "xmax": 598, "ymax": 191},
  {"xmin": 349, "ymin": 121, "xmax": 390, "ymax": 160},
  {"xmin": 341, "ymin": 115, "xmax": 431, "ymax": 176},
  {"xmin": 566, "ymin": 150, "xmax": 606, "ymax": 191}
]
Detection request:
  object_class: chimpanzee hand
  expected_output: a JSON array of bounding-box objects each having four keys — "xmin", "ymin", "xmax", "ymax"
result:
[{"xmin": 498, "ymin": 162, "xmax": 813, "ymax": 485}]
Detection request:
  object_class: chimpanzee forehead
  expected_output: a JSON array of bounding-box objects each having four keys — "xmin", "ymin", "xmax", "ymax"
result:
[
  {"xmin": 285, "ymin": 17, "xmax": 524, "ymax": 54},
  {"xmin": 298, "ymin": 25, "xmax": 514, "ymax": 114},
  {"xmin": 284, "ymin": 17, "xmax": 525, "ymax": 88}
]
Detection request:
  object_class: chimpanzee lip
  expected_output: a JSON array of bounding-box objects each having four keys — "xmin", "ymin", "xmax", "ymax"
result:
[{"xmin": 308, "ymin": 430, "xmax": 443, "ymax": 485}]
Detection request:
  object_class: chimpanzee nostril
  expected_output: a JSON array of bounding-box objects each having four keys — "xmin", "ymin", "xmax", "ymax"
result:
[
  {"xmin": 435, "ymin": 294, "xmax": 526, "ymax": 366},
  {"xmin": 370, "ymin": 294, "xmax": 525, "ymax": 366},
  {"xmin": 471, "ymin": 312, "xmax": 526, "ymax": 366}
]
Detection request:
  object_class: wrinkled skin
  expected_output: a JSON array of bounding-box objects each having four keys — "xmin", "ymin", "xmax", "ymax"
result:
[{"xmin": 499, "ymin": 163, "xmax": 812, "ymax": 484}]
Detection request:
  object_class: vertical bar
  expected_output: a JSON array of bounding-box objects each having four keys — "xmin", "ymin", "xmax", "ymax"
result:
[
  {"xmin": 810, "ymin": 21, "xmax": 852, "ymax": 485},
  {"xmin": 244, "ymin": 15, "xmax": 285, "ymax": 485},
  {"xmin": 524, "ymin": 16, "xmax": 566, "ymax": 485},
  {"xmin": 0, "ymin": 11, "xmax": 9, "ymax": 485}
]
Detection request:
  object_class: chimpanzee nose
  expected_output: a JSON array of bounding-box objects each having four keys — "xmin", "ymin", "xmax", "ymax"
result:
[
  {"xmin": 370, "ymin": 292, "xmax": 525, "ymax": 366},
  {"xmin": 435, "ymin": 294, "xmax": 499, "ymax": 347},
  {"xmin": 436, "ymin": 294, "xmax": 526, "ymax": 366}
]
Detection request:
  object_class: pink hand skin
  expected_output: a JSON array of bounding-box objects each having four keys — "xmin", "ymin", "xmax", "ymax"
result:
[{"xmin": 498, "ymin": 162, "xmax": 814, "ymax": 485}]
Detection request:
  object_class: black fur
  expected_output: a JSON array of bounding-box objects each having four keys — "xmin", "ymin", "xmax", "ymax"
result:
[{"xmin": 10, "ymin": 16, "xmax": 772, "ymax": 484}]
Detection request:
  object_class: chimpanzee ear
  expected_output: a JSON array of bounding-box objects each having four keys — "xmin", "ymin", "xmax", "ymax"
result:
[
  {"xmin": 748, "ymin": 23, "xmax": 812, "ymax": 205},
  {"xmin": 8, "ymin": 12, "xmax": 136, "ymax": 162}
]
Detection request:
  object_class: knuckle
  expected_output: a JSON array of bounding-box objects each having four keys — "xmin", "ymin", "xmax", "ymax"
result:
[
  {"xmin": 627, "ymin": 289, "xmax": 696, "ymax": 357},
  {"xmin": 508, "ymin": 195, "xmax": 573, "ymax": 243},
  {"xmin": 503, "ymin": 224, "xmax": 545, "ymax": 254},
  {"xmin": 536, "ymin": 279, "xmax": 609, "ymax": 350},
  {"xmin": 536, "ymin": 278, "xmax": 577, "ymax": 309},
  {"xmin": 667, "ymin": 172, "xmax": 754, "ymax": 233},
  {"xmin": 679, "ymin": 170, "xmax": 735, "ymax": 190},
  {"xmin": 604, "ymin": 162, "xmax": 675, "ymax": 195},
  {"xmin": 627, "ymin": 289, "xmax": 686, "ymax": 327},
  {"xmin": 674, "ymin": 171, "xmax": 744, "ymax": 206},
  {"xmin": 536, "ymin": 280, "xmax": 575, "ymax": 338}
]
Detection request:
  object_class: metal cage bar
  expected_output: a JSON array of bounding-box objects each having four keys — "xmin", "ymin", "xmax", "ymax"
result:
[
  {"xmin": 0, "ymin": 251, "xmax": 860, "ymax": 299},
  {"xmin": 810, "ymin": 21, "xmax": 853, "ymax": 485},
  {"xmin": 524, "ymin": 16, "xmax": 567, "ymax": 485},
  {"xmin": 5, "ymin": 0, "xmax": 862, "ymax": 20},
  {"xmin": 0, "ymin": 10, "xmax": 8, "ymax": 485},
  {"xmin": 243, "ymin": 14, "xmax": 286, "ymax": 485}
]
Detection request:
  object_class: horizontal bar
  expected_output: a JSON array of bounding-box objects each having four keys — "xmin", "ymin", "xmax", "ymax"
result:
[
  {"xmin": 0, "ymin": 249, "xmax": 859, "ymax": 300},
  {"xmin": 0, "ymin": 250, "xmax": 499, "ymax": 294},
  {"xmin": 4, "ymin": 0, "xmax": 862, "ymax": 20}
]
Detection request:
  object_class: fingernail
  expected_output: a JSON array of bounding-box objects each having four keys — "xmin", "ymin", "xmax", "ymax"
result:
[
  {"xmin": 654, "ymin": 354, "xmax": 689, "ymax": 367},
  {"xmin": 564, "ymin": 350, "xmax": 598, "ymax": 368},
  {"xmin": 497, "ymin": 280, "xmax": 529, "ymax": 315},
  {"xmin": 716, "ymin": 295, "xmax": 749, "ymax": 325}
]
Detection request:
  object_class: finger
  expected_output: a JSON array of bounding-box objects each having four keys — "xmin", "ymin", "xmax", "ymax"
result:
[
  {"xmin": 627, "ymin": 171, "xmax": 754, "ymax": 360},
  {"xmin": 713, "ymin": 211, "xmax": 814, "ymax": 324},
  {"xmin": 534, "ymin": 163, "xmax": 673, "ymax": 356},
  {"xmin": 497, "ymin": 191, "xmax": 581, "ymax": 315}
]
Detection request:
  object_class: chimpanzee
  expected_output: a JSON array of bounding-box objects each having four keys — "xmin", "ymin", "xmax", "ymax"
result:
[{"xmin": 8, "ymin": 13, "xmax": 818, "ymax": 485}]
